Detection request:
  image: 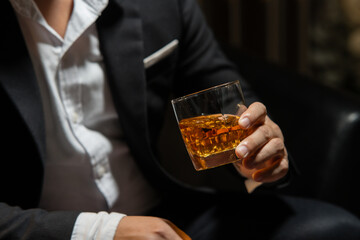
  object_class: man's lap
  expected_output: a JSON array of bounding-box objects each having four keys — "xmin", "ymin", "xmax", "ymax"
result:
[{"xmin": 148, "ymin": 191, "xmax": 360, "ymax": 240}]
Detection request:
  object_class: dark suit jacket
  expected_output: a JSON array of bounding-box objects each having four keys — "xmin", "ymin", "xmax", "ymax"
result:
[{"xmin": 0, "ymin": 0, "xmax": 250, "ymax": 238}]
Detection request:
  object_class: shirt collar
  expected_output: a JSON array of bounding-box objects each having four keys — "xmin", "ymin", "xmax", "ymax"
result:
[
  {"xmin": 9, "ymin": 0, "xmax": 41, "ymax": 20},
  {"xmin": 83, "ymin": 0, "xmax": 109, "ymax": 15},
  {"xmin": 9, "ymin": 0, "xmax": 109, "ymax": 47},
  {"xmin": 9, "ymin": 0, "xmax": 108, "ymax": 20}
]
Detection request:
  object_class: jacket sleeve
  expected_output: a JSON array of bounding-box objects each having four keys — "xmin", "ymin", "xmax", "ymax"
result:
[
  {"xmin": 175, "ymin": 0, "xmax": 259, "ymax": 105},
  {"xmin": 0, "ymin": 203, "xmax": 80, "ymax": 240},
  {"xmin": 174, "ymin": 0, "xmax": 294, "ymax": 191}
]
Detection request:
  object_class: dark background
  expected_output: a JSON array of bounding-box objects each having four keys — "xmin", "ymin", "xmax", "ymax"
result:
[
  {"xmin": 197, "ymin": 0, "xmax": 360, "ymax": 96},
  {"xmin": 158, "ymin": 0, "xmax": 360, "ymax": 217}
]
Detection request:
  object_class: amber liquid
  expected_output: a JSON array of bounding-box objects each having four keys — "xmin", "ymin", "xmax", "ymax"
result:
[{"xmin": 179, "ymin": 114, "xmax": 251, "ymax": 170}]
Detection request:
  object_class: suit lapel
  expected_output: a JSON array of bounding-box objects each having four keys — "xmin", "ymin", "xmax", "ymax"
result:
[
  {"xmin": 1, "ymin": 0, "xmax": 183, "ymax": 190},
  {"xmin": 97, "ymin": 0, "xmax": 177, "ymax": 188},
  {"xmin": 97, "ymin": 0, "xmax": 146, "ymax": 132},
  {"xmin": 0, "ymin": 1, "xmax": 46, "ymax": 162}
]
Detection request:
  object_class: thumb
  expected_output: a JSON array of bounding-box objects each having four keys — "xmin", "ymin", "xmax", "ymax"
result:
[{"xmin": 162, "ymin": 219, "xmax": 192, "ymax": 240}]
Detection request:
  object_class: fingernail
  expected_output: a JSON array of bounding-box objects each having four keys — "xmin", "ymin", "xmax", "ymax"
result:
[
  {"xmin": 239, "ymin": 117, "xmax": 250, "ymax": 128},
  {"xmin": 236, "ymin": 145, "xmax": 248, "ymax": 158}
]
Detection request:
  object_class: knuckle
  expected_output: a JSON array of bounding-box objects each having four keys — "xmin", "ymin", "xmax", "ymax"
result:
[
  {"xmin": 275, "ymin": 159, "xmax": 289, "ymax": 177},
  {"xmin": 254, "ymin": 102, "xmax": 267, "ymax": 115},
  {"xmin": 271, "ymin": 122, "xmax": 280, "ymax": 132},
  {"xmin": 261, "ymin": 103, "xmax": 267, "ymax": 115},
  {"xmin": 152, "ymin": 219, "xmax": 168, "ymax": 234},
  {"xmin": 272, "ymin": 124, "xmax": 283, "ymax": 137},
  {"xmin": 259, "ymin": 125, "xmax": 272, "ymax": 140},
  {"xmin": 272, "ymin": 138, "xmax": 285, "ymax": 151},
  {"xmin": 280, "ymin": 158, "xmax": 289, "ymax": 170}
]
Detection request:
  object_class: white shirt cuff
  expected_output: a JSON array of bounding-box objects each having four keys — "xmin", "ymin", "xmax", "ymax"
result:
[{"xmin": 71, "ymin": 212, "xmax": 126, "ymax": 240}]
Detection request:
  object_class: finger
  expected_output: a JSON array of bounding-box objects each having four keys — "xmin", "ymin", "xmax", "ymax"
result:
[
  {"xmin": 252, "ymin": 158, "xmax": 289, "ymax": 183},
  {"xmin": 236, "ymin": 104, "xmax": 248, "ymax": 116},
  {"xmin": 235, "ymin": 124, "xmax": 275, "ymax": 164},
  {"xmin": 238, "ymin": 102, "xmax": 267, "ymax": 129},
  {"xmin": 244, "ymin": 137, "xmax": 285, "ymax": 169},
  {"xmin": 163, "ymin": 219, "xmax": 192, "ymax": 240}
]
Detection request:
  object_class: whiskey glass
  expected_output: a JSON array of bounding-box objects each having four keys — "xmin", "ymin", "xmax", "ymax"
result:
[{"xmin": 171, "ymin": 81, "xmax": 251, "ymax": 171}]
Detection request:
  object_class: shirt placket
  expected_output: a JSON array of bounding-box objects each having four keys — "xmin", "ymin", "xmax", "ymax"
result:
[
  {"xmin": 58, "ymin": 54, "xmax": 83, "ymax": 126},
  {"xmin": 57, "ymin": 44, "xmax": 119, "ymax": 208},
  {"xmin": 14, "ymin": 0, "xmax": 119, "ymax": 208}
]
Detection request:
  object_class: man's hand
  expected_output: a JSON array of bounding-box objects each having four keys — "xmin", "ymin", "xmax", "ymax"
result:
[
  {"xmin": 234, "ymin": 102, "xmax": 289, "ymax": 183},
  {"xmin": 114, "ymin": 216, "xmax": 191, "ymax": 240}
]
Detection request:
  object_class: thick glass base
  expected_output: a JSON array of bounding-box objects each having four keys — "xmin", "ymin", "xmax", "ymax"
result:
[{"xmin": 189, "ymin": 149, "xmax": 241, "ymax": 171}]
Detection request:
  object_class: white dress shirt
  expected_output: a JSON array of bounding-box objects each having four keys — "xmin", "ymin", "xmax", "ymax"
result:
[{"xmin": 10, "ymin": 0, "xmax": 160, "ymax": 239}]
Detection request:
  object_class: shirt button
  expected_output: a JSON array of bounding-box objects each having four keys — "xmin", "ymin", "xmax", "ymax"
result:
[
  {"xmin": 72, "ymin": 112, "xmax": 79, "ymax": 123},
  {"xmin": 96, "ymin": 165, "xmax": 106, "ymax": 179}
]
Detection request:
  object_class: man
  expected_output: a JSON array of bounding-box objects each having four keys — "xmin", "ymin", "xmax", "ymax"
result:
[{"xmin": 0, "ymin": 0, "xmax": 359, "ymax": 239}]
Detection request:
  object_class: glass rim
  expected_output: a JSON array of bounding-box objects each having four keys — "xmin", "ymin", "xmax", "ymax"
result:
[{"xmin": 171, "ymin": 80, "xmax": 241, "ymax": 104}]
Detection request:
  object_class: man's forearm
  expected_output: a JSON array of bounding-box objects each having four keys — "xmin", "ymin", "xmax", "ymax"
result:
[{"xmin": 0, "ymin": 202, "xmax": 79, "ymax": 239}]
